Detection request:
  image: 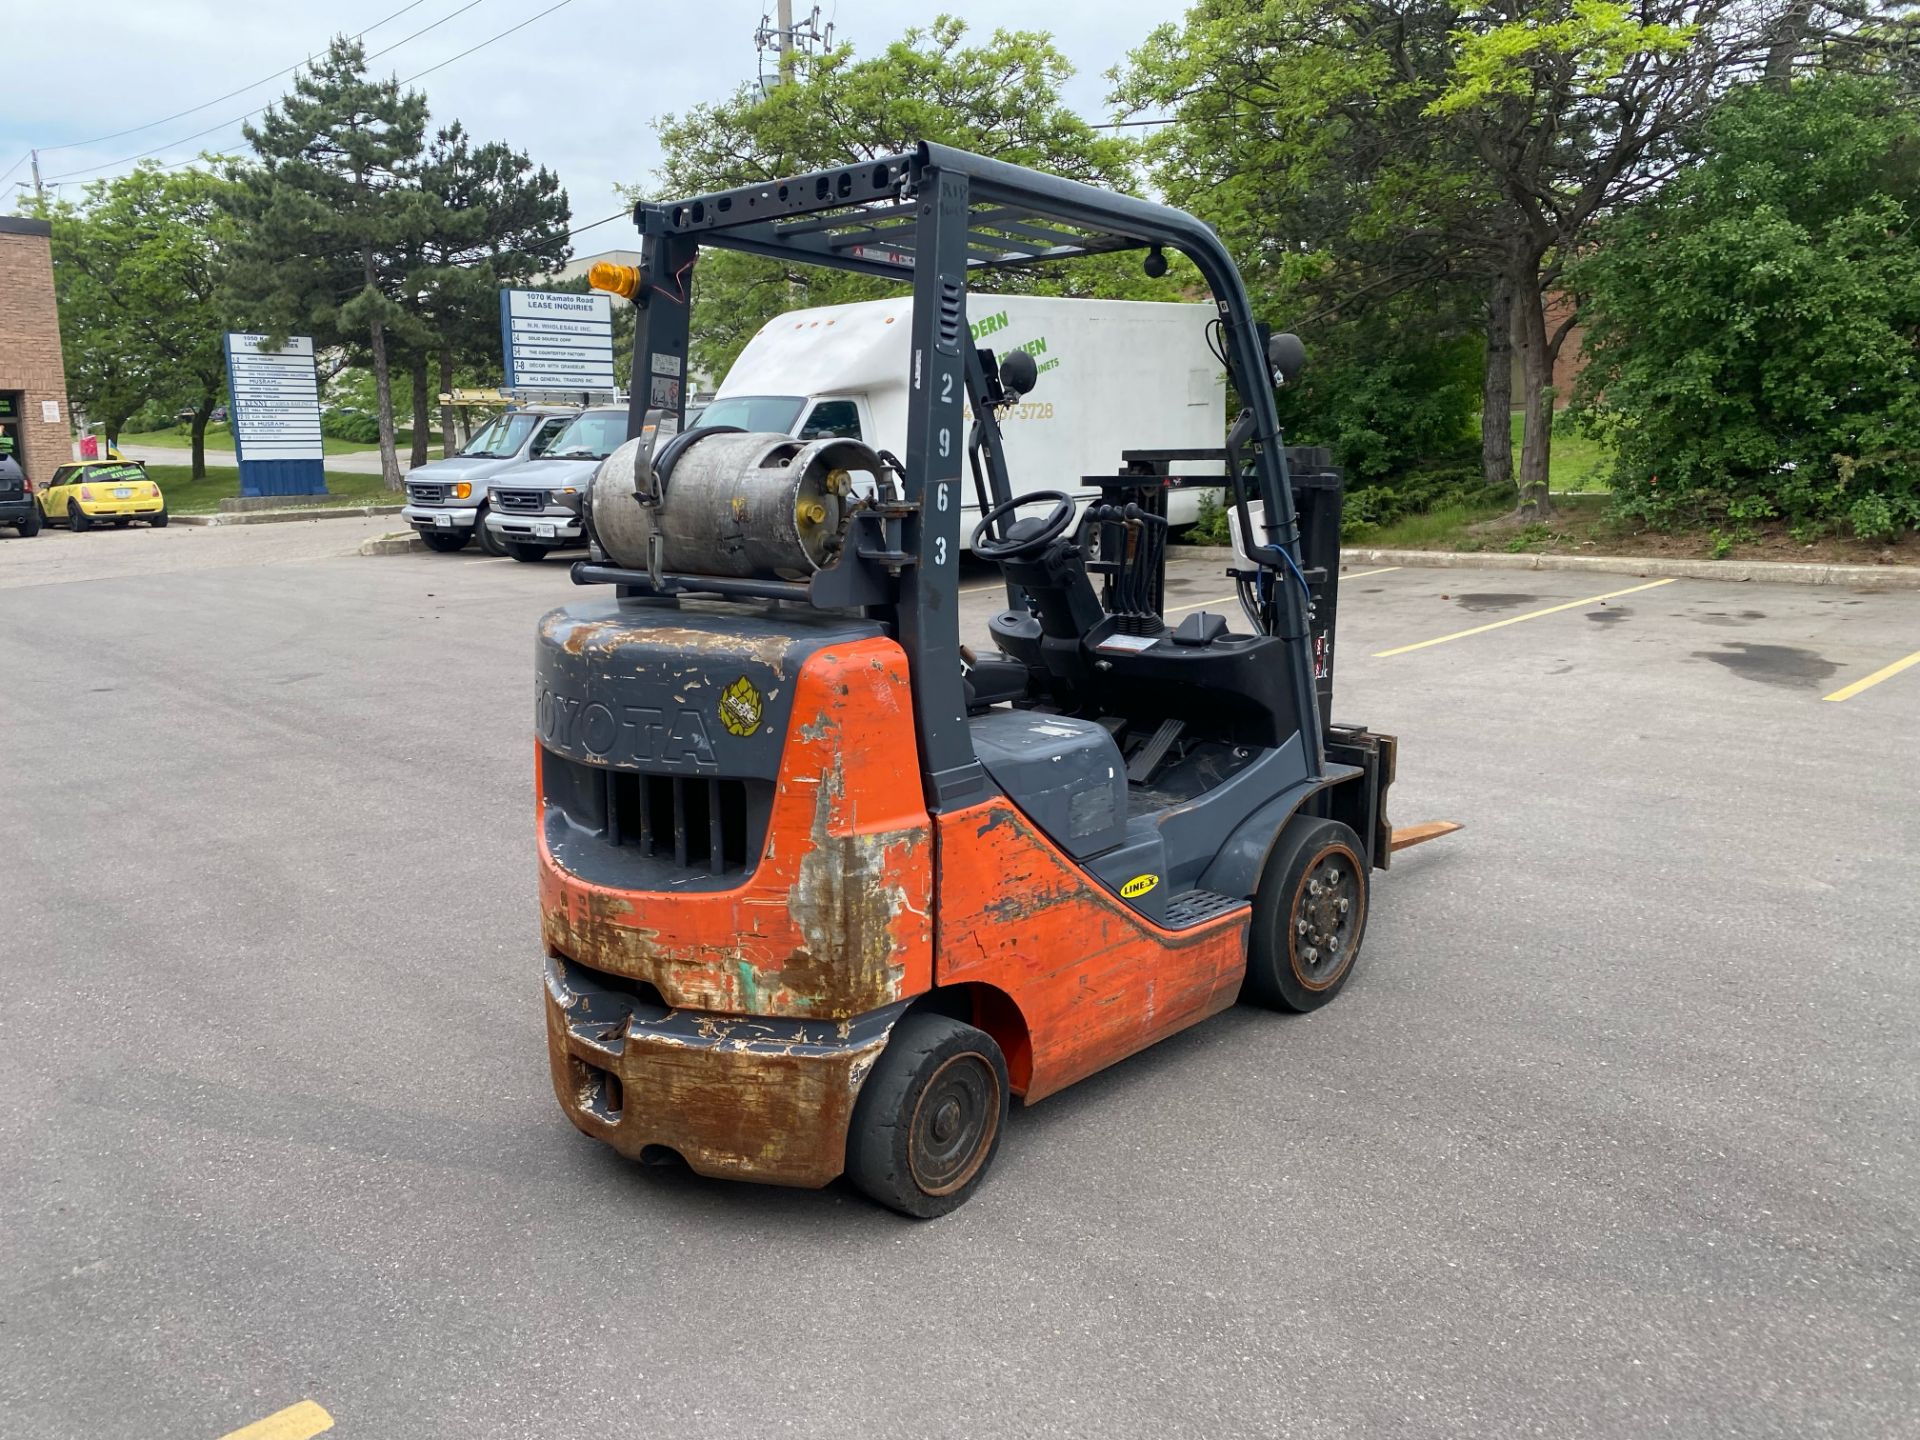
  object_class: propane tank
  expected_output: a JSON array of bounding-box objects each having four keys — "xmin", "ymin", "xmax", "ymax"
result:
[{"xmin": 590, "ymin": 431, "xmax": 887, "ymax": 579}]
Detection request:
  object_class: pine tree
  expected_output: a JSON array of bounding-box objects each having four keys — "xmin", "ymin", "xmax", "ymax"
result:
[
  {"xmin": 400, "ymin": 123, "xmax": 570, "ymax": 463},
  {"xmin": 224, "ymin": 37, "xmax": 430, "ymax": 489}
]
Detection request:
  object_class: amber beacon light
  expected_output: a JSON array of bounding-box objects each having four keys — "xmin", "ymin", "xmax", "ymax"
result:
[{"xmin": 588, "ymin": 261, "xmax": 643, "ymax": 300}]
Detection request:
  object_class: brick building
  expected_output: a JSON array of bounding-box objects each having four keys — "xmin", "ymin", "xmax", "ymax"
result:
[{"xmin": 0, "ymin": 215, "xmax": 72, "ymax": 486}]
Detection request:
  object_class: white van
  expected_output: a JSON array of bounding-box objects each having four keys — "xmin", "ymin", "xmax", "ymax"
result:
[{"xmin": 700, "ymin": 296, "xmax": 1226, "ymax": 543}]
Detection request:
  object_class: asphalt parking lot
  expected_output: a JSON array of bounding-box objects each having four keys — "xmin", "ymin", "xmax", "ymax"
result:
[{"xmin": 2, "ymin": 521, "xmax": 1916, "ymax": 1439}]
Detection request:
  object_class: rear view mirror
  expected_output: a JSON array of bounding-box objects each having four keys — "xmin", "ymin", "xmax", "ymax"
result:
[
  {"xmin": 999, "ymin": 350, "xmax": 1039, "ymax": 398},
  {"xmin": 1268, "ymin": 332, "xmax": 1306, "ymax": 385}
]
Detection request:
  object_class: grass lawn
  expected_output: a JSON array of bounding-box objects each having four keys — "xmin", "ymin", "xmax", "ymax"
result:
[
  {"xmin": 1509, "ymin": 412, "xmax": 1612, "ymax": 493},
  {"xmin": 144, "ymin": 465, "xmax": 403, "ymax": 514},
  {"xmin": 123, "ymin": 424, "xmax": 442, "ymax": 456}
]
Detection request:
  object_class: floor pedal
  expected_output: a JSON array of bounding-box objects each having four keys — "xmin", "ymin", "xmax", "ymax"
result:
[
  {"xmin": 1126, "ymin": 717, "xmax": 1186, "ymax": 785},
  {"xmin": 1163, "ymin": 889, "xmax": 1245, "ymax": 928}
]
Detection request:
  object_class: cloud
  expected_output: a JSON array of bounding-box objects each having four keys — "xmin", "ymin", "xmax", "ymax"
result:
[{"xmin": 0, "ymin": 0, "xmax": 1162, "ymax": 256}]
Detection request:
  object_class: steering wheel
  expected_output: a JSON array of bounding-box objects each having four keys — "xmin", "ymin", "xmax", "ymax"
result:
[{"xmin": 971, "ymin": 490, "xmax": 1076, "ymax": 561}]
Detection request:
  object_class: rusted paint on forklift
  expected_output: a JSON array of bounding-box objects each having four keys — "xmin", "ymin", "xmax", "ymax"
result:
[{"xmin": 539, "ymin": 635, "xmax": 933, "ymax": 1020}]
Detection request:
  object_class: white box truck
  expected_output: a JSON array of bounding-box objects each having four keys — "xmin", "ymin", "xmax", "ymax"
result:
[{"xmin": 698, "ymin": 295, "xmax": 1225, "ymax": 545}]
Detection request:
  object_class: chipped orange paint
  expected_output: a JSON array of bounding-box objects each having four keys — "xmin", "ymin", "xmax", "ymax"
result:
[
  {"xmin": 539, "ymin": 636, "xmax": 933, "ymax": 1021},
  {"xmin": 933, "ymin": 798, "xmax": 1249, "ymax": 1102}
]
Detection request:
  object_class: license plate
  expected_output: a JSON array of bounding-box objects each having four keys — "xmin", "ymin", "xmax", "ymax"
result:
[
  {"xmin": 434, "ymin": 513, "xmax": 452, "ymax": 528},
  {"xmin": 536, "ymin": 523, "xmax": 556, "ymax": 539},
  {"xmin": 114, "ymin": 487, "xmax": 132, "ymax": 498}
]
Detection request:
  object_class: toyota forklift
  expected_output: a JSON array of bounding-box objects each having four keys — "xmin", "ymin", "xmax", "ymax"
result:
[{"xmin": 534, "ymin": 143, "xmax": 1453, "ymax": 1217}]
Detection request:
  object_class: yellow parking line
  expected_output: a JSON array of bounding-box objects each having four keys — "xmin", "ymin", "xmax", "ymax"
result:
[
  {"xmin": 1342, "ymin": 565, "xmax": 1402, "ymax": 579},
  {"xmin": 218, "ymin": 1400, "xmax": 334, "ymax": 1440},
  {"xmin": 1373, "ymin": 578, "xmax": 1678, "ymax": 658},
  {"xmin": 1824, "ymin": 648, "xmax": 1920, "ymax": 703}
]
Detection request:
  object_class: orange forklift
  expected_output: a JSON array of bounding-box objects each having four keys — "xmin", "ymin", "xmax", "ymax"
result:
[{"xmin": 535, "ymin": 144, "xmax": 1453, "ymax": 1216}]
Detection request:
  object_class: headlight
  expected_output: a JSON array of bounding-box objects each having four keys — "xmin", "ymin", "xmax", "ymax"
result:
[
  {"xmin": 452, "ymin": 482, "xmax": 471, "ymax": 499},
  {"xmin": 557, "ymin": 487, "xmax": 583, "ymax": 513}
]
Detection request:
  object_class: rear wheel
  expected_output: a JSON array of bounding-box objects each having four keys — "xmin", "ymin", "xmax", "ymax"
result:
[
  {"xmin": 419, "ymin": 528, "xmax": 469, "ymax": 553},
  {"xmin": 505, "ymin": 541, "xmax": 549, "ymax": 563},
  {"xmin": 1243, "ymin": 816, "xmax": 1370, "ymax": 1012},
  {"xmin": 68, "ymin": 501, "xmax": 90, "ymax": 533},
  {"xmin": 474, "ymin": 503, "xmax": 506, "ymax": 556},
  {"xmin": 148, "ymin": 509, "xmax": 168, "ymax": 529},
  {"xmin": 847, "ymin": 1013, "xmax": 1009, "ymax": 1219},
  {"xmin": 18, "ymin": 504, "xmax": 40, "ymax": 536}
]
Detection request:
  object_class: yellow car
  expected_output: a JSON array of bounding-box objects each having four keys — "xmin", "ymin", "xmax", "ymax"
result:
[{"xmin": 40, "ymin": 461, "xmax": 168, "ymax": 530}]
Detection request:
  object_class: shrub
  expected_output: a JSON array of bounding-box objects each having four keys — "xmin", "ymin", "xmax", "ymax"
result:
[
  {"xmin": 1573, "ymin": 76, "xmax": 1920, "ymax": 537},
  {"xmin": 321, "ymin": 409, "xmax": 381, "ymax": 444}
]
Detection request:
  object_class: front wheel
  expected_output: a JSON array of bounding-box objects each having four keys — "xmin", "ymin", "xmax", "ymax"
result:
[
  {"xmin": 68, "ymin": 501, "xmax": 91, "ymax": 533},
  {"xmin": 474, "ymin": 503, "xmax": 506, "ymax": 557},
  {"xmin": 419, "ymin": 528, "xmax": 469, "ymax": 553},
  {"xmin": 846, "ymin": 1013, "xmax": 1009, "ymax": 1219},
  {"xmin": 1243, "ymin": 816, "xmax": 1370, "ymax": 1012},
  {"xmin": 505, "ymin": 541, "xmax": 549, "ymax": 563}
]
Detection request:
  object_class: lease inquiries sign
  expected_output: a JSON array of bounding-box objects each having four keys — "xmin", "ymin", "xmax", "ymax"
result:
[
  {"xmin": 500, "ymin": 289, "xmax": 616, "ymax": 393},
  {"xmin": 223, "ymin": 333, "xmax": 326, "ymax": 495}
]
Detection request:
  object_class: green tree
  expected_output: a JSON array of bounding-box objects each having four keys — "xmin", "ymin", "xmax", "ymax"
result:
[
  {"xmin": 398, "ymin": 123, "xmax": 571, "ymax": 465},
  {"xmin": 1572, "ymin": 74, "xmax": 1920, "ymax": 539},
  {"xmin": 643, "ymin": 16, "xmax": 1163, "ymax": 377},
  {"xmin": 1121, "ymin": 0, "xmax": 1790, "ymax": 516},
  {"xmin": 1115, "ymin": 0, "xmax": 1500, "ymax": 502},
  {"xmin": 224, "ymin": 37, "xmax": 431, "ymax": 489},
  {"xmin": 42, "ymin": 164, "xmax": 236, "ymax": 474}
]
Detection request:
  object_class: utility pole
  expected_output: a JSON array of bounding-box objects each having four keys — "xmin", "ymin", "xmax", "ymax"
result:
[
  {"xmin": 30, "ymin": 149, "xmax": 44, "ymax": 204},
  {"xmin": 755, "ymin": 5, "xmax": 833, "ymax": 97}
]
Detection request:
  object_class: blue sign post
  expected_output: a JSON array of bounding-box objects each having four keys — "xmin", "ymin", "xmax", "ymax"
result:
[
  {"xmin": 500, "ymin": 290, "xmax": 616, "ymax": 394},
  {"xmin": 223, "ymin": 333, "xmax": 326, "ymax": 497}
]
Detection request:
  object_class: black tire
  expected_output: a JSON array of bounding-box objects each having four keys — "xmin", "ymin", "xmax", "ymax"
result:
[
  {"xmin": 846, "ymin": 1012, "xmax": 1009, "ymax": 1219},
  {"xmin": 505, "ymin": 541, "xmax": 549, "ymax": 563},
  {"xmin": 148, "ymin": 509, "xmax": 168, "ymax": 529},
  {"xmin": 1243, "ymin": 816, "xmax": 1370, "ymax": 1012},
  {"xmin": 18, "ymin": 503, "xmax": 41, "ymax": 537},
  {"xmin": 419, "ymin": 528, "xmax": 470, "ymax": 553},
  {"xmin": 474, "ymin": 503, "xmax": 506, "ymax": 557},
  {"xmin": 68, "ymin": 501, "xmax": 90, "ymax": 533}
]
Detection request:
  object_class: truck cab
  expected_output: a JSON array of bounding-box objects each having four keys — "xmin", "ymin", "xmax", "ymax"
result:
[
  {"xmin": 702, "ymin": 295, "xmax": 1227, "ymax": 546},
  {"xmin": 482, "ymin": 406, "xmax": 630, "ymax": 563},
  {"xmin": 402, "ymin": 406, "xmax": 574, "ymax": 555}
]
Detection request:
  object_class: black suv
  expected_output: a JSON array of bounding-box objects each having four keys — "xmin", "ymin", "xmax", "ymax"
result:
[{"xmin": 0, "ymin": 453, "xmax": 39, "ymax": 536}]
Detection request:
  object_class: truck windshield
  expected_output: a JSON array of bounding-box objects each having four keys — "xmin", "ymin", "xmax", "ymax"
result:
[
  {"xmin": 697, "ymin": 396, "xmax": 804, "ymax": 434},
  {"xmin": 462, "ymin": 413, "xmax": 539, "ymax": 459},
  {"xmin": 543, "ymin": 411, "xmax": 629, "ymax": 460}
]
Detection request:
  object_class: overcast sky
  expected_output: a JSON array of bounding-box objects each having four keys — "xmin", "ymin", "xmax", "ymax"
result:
[{"xmin": 0, "ymin": 0, "xmax": 1167, "ymax": 257}]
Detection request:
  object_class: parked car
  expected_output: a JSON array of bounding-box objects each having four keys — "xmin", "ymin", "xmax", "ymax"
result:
[
  {"xmin": 0, "ymin": 453, "xmax": 38, "ymax": 536},
  {"xmin": 39, "ymin": 461, "xmax": 167, "ymax": 530},
  {"xmin": 483, "ymin": 407, "xmax": 629, "ymax": 562},
  {"xmin": 400, "ymin": 407, "xmax": 576, "ymax": 555}
]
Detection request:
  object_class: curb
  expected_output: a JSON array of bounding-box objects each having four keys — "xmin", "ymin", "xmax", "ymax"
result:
[
  {"xmin": 1344, "ymin": 548, "xmax": 1920, "ymax": 589},
  {"xmin": 175, "ymin": 504, "xmax": 404, "ymax": 528},
  {"xmin": 358, "ymin": 532, "xmax": 424, "ymax": 557}
]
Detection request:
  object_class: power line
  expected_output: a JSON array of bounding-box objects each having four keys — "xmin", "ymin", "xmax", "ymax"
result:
[
  {"xmin": 42, "ymin": 0, "xmax": 497, "ymax": 183},
  {"xmin": 33, "ymin": 1, "xmax": 435, "ymax": 157},
  {"xmin": 397, "ymin": 0, "xmax": 572, "ymax": 84},
  {"xmin": 0, "ymin": 150, "xmax": 30, "ymax": 187}
]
